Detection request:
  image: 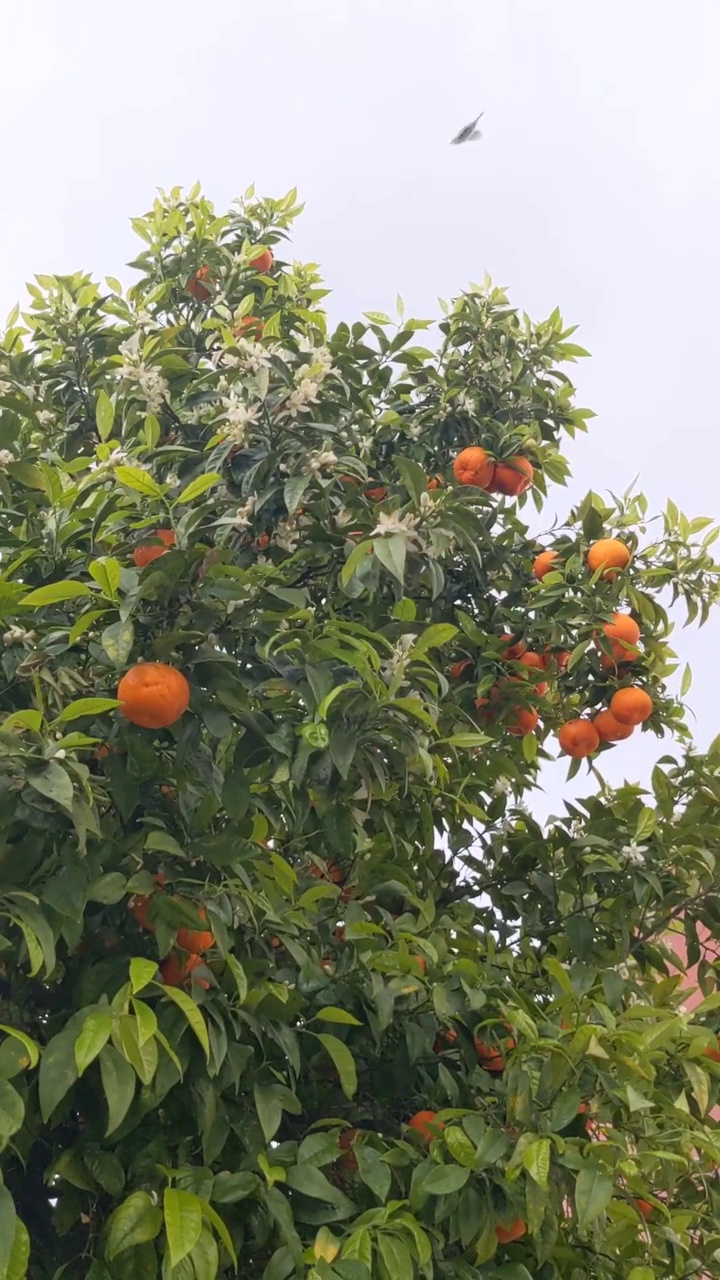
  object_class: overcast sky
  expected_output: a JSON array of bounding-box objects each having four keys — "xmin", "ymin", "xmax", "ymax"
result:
[{"xmin": 1, "ymin": 0, "xmax": 718, "ymax": 814}]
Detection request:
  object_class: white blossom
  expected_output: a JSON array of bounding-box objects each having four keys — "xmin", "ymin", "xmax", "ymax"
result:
[
  {"xmin": 455, "ymin": 392, "xmax": 476, "ymax": 414},
  {"xmin": 233, "ymin": 336, "xmax": 272, "ymax": 373},
  {"xmin": 295, "ymin": 341, "xmax": 333, "ymax": 383},
  {"xmin": 220, "ymin": 393, "xmax": 259, "ymax": 444},
  {"xmin": 3, "ymin": 626, "xmax": 36, "ymax": 647},
  {"xmin": 287, "ymin": 378, "xmax": 321, "ymax": 417},
  {"xmin": 380, "ymin": 633, "xmax": 416, "ymax": 683},
  {"xmin": 119, "ymin": 335, "xmax": 169, "ymax": 413},
  {"xmin": 0, "ymin": 380, "xmax": 12, "ymax": 396},
  {"xmin": 36, "ymin": 409, "xmax": 56, "ymax": 427},
  {"xmin": 371, "ymin": 509, "xmax": 421, "ymax": 547},
  {"xmin": 0, "ymin": 449, "xmax": 14, "ymax": 467},
  {"xmin": 334, "ymin": 506, "xmax": 353, "ymax": 529},
  {"xmin": 234, "ymin": 497, "xmax": 256, "ymax": 529},
  {"xmin": 492, "ymin": 777, "xmax": 512, "ymax": 796},
  {"xmin": 622, "ymin": 842, "xmax": 648, "ymax": 867},
  {"xmin": 273, "ymin": 517, "xmax": 300, "ymax": 552},
  {"xmin": 305, "ymin": 448, "xmax": 337, "ymax": 475},
  {"xmin": 90, "ymin": 447, "xmax": 131, "ymax": 473}
]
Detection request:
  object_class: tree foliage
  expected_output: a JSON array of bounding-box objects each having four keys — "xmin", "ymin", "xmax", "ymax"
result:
[{"xmin": 0, "ymin": 184, "xmax": 720, "ymax": 1280}]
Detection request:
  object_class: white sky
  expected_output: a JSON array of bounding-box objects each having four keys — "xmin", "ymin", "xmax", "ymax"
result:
[{"xmin": 1, "ymin": 0, "xmax": 718, "ymax": 814}]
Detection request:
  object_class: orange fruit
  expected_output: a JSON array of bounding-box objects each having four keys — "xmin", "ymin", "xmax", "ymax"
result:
[
  {"xmin": 176, "ymin": 907, "xmax": 214, "ymax": 954},
  {"xmin": 542, "ymin": 649, "xmax": 570, "ymax": 672},
  {"xmin": 492, "ymin": 456, "xmax": 534, "ymax": 496},
  {"xmin": 426, "ymin": 475, "xmax": 443, "ymax": 490},
  {"xmin": 500, "ymin": 634, "xmax": 527, "ymax": 660},
  {"xmin": 593, "ymin": 709, "xmax": 634, "ymax": 743},
  {"xmin": 635, "ymin": 1198, "xmax": 653, "ymax": 1220},
  {"xmin": 557, "ymin": 719, "xmax": 600, "ymax": 758},
  {"xmin": 516, "ymin": 651, "xmax": 549, "ymax": 695},
  {"xmin": 337, "ymin": 1128, "xmax": 359, "ymax": 1173},
  {"xmin": 495, "ymin": 1219, "xmax": 526, "ymax": 1245},
  {"xmin": 507, "ymin": 705, "xmax": 539, "ymax": 736},
  {"xmin": 533, "ymin": 549, "xmax": 559, "ymax": 580},
  {"xmin": 128, "ymin": 871, "xmax": 167, "ymax": 932},
  {"xmin": 452, "ymin": 446, "xmax": 495, "ymax": 490},
  {"xmin": 248, "ymin": 246, "xmax": 274, "ymax": 273},
  {"xmin": 433, "ymin": 1027, "xmax": 458, "ymax": 1053},
  {"xmin": 587, "ymin": 538, "xmax": 631, "ymax": 580},
  {"xmin": 475, "ymin": 1038, "xmax": 509, "ymax": 1073},
  {"xmin": 159, "ymin": 951, "xmax": 209, "ymax": 990},
  {"xmin": 408, "ymin": 1110, "xmax": 444, "ymax": 1142},
  {"xmin": 449, "ymin": 659, "xmax": 472, "ymax": 679},
  {"xmin": 365, "ymin": 485, "xmax": 387, "ymax": 502},
  {"xmin": 412, "ymin": 954, "xmax": 427, "ymax": 975},
  {"xmin": 117, "ymin": 663, "xmax": 190, "ymax": 730},
  {"xmin": 187, "ymin": 265, "xmax": 212, "ymax": 300},
  {"xmin": 233, "ymin": 315, "xmax": 264, "ymax": 338},
  {"xmin": 132, "ymin": 529, "xmax": 175, "ymax": 569},
  {"xmin": 255, "ymin": 533, "xmax": 271, "ymax": 549},
  {"xmin": 599, "ymin": 612, "xmax": 640, "ymax": 665},
  {"xmin": 609, "ymin": 687, "xmax": 653, "ymax": 726},
  {"xmin": 703, "ymin": 1039, "xmax": 720, "ymax": 1063}
]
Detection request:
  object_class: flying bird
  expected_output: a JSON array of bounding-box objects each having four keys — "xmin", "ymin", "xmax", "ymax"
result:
[{"xmin": 451, "ymin": 113, "xmax": 484, "ymax": 145}]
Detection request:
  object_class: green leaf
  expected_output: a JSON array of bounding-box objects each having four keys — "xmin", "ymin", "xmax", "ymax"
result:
[
  {"xmin": 285, "ymin": 1163, "xmax": 351, "ymax": 1206},
  {"xmin": 0, "ymin": 1025, "xmax": 39, "ymax": 1070},
  {"xmin": 56, "ymin": 696, "xmax": 120, "ymax": 723},
  {"xmin": 377, "ymin": 1233, "xmax": 413, "ymax": 1280},
  {"xmin": 174, "ymin": 473, "xmax": 221, "ymax": 505},
  {"xmin": 340, "ymin": 538, "xmax": 373, "ymax": 587},
  {"xmin": 69, "ymin": 609, "xmax": 107, "ymax": 644},
  {"xmin": 355, "ymin": 1145, "xmax": 391, "ymax": 1203},
  {"xmin": 199, "ymin": 1202, "xmax": 238, "ymax": 1270},
  {"xmin": 684, "ymin": 1060, "xmax": 710, "ymax": 1115},
  {"xmin": 99, "ymin": 1044, "xmax": 136, "ymax": 1135},
  {"xmin": 627, "ymin": 1269, "xmax": 655, "ymax": 1280},
  {"xmin": 96, "ymin": 391, "xmax": 115, "ymax": 442},
  {"xmin": 27, "ymin": 762, "xmax": 74, "ymax": 812},
  {"xmin": 75, "ymin": 1011, "xmax": 113, "ymax": 1076},
  {"xmin": 22, "ymin": 580, "xmax": 91, "ymax": 607},
  {"xmin": 315, "ymin": 1033, "xmax": 357, "ymax": 1098},
  {"xmin": 680, "ymin": 662, "xmax": 692, "ymax": 696},
  {"xmin": 412, "ymin": 623, "xmax": 458, "ymax": 658},
  {"xmin": 89, "ymin": 557, "xmax": 122, "ymax": 600},
  {"xmin": 422, "ymin": 1164, "xmax": 470, "ymax": 1195},
  {"xmin": 5, "ymin": 1217, "xmax": 30, "ymax": 1280},
  {"xmin": 0, "ymin": 1186, "xmax": 17, "ymax": 1280},
  {"xmin": 283, "ymin": 473, "xmax": 311, "ymax": 515},
  {"xmin": 39, "ymin": 1023, "xmax": 79, "ymax": 1120},
  {"xmin": 373, "ymin": 534, "xmax": 406, "ymax": 584},
  {"xmin": 574, "ymin": 1163, "xmax": 613, "ymax": 1225},
  {"xmin": 313, "ymin": 1006, "xmax": 363, "ymax": 1026},
  {"xmin": 225, "ymin": 954, "xmax": 248, "ymax": 1004},
  {"xmin": 130, "ymin": 958, "xmax": 158, "ymax": 994},
  {"xmin": 115, "ymin": 466, "xmax": 165, "ymax": 499},
  {"xmin": 107, "ymin": 1191, "xmax": 162, "ymax": 1260},
  {"xmin": 523, "ymin": 1137, "xmax": 551, "ymax": 1188},
  {"xmin": 444, "ymin": 1126, "xmax": 477, "ymax": 1167},
  {"xmin": 158, "ymin": 985, "xmax": 210, "ymax": 1060},
  {"xmin": 211, "ymin": 1172, "xmax": 259, "ymax": 1204},
  {"xmin": 102, "ymin": 619, "xmax": 135, "ymax": 666},
  {"xmin": 163, "ymin": 1188, "xmax": 202, "ymax": 1268},
  {"xmin": 254, "ymin": 1084, "xmax": 282, "ymax": 1142},
  {"xmin": 0, "ymin": 1079, "xmax": 24, "ymax": 1138}
]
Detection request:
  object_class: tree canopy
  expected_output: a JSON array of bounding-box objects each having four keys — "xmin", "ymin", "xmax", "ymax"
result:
[{"xmin": 1, "ymin": 184, "xmax": 720, "ymax": 1280}]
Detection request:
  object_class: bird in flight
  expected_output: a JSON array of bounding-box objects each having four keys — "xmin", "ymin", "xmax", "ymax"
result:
[{"xmin": 451, "ymin": 113, "xmax": 484, "ymax": 145}]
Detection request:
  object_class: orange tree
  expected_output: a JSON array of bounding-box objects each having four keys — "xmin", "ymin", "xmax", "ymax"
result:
[{"xmin": 1, "ymin": 185, "xmax": 720, "ymax": 1280}]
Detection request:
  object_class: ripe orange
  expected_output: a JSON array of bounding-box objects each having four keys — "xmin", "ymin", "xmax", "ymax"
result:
[
  {"xmin": 558, "ymin": 719, "xmax": 600, "ymax": 758},
  {"xmin": 492, "ymin": 456, "xmax": 534, "ymax": 496},
  {"xmin": 176, "ymin": 907, "xmax": 214, "ymax": 954},
  {"xmin": 365, "ymin": 485, "xmax": 388, "ymax": 502},
  {"xmin": 703, "ymin": 1039, "xmax": 720, "ymax": 1063},
  {"xmin": 160, "ymin": 951, "xmax": 209, "ymax": 990},
  {"xmin": 449, "ymin": 659, "xmax": 472, "ymax": 679},
  {"xmin": 452, "ymin": 446, "xmax": 495, "ymax": 490},
  {"xmin": 542, "ymin": 649, "xmax": 570, "ymax": 672},
  {"xmin": 507, "ymin": 705, "xmax": 539, "ymax": 736},
  {"xmin": 635, "ymin": 1199, "xmax": 653, "ymax": 1220},
  {"xmin": 187, "ymin": 265, "xmax": 212, "ymax": 300},
  {"xmin": 533, "ymin": 549, "xmax": 559, "ymax": 580},
  {"xmin": 117, "ymin": 663, "xmax": 190, "ymax": 730},
  {"xmin": 495, "ymin": 1219, "xmax": 526, "ymax": 1245},
  {"xmin": 475, "ymin": 1037, "xmax": 513, "ymax": 1073},
  {"xmin": 255, "ymin": 533, "xmax": 271, "ymax": 549},
  {"xmin": 587, "ymin": 538, "xmax": 631, "ymax": 580},
  {"xmin": 599, "ymin": 612, "xmax": 640, "ymax": 665},
  {"xmin": 433, "ymin": 1027, "xmax": 458, "ymax": 1053},
  {"xmin": 593, "ymin": 709, "xmax": 634, "ymax": 743},
  {"xmin": 338, "ymin": 1128, "xmax": 359, "ymax": 1173},
  {"xmin": 233, "ymin": 315, "xmax": 264, "ymax": 338},
  {"xmin": 248, "ymin": 246, "xmax": 274, "ymax": 273},
  {"xmin": 426, "ymin": 475, "xmax": 443, "ymax": 490},
  {"xmin": 412, "ymin": 954, "xmax": 427, "ymax": 975},
  {"xmin": 408, "ymin": 1110, "xmax": 444, "ymax": 1142},
  {"xmin": 516, "ymin": 651, "xmax": 549, "ymax": 695},
  {"xmin": 500, "ymin": 634, "xmax": 527, "ymax": 660},
  {"xmin": 128, "ymin": 871, "xmax": 167, "ymax": 932},
  {"xmin": 609, "ymin": 687, "xmax": 653, "ymax": 726},
  {"xmin": 132, "ymin": 528, "xmax": 175, "ymax": 569}
]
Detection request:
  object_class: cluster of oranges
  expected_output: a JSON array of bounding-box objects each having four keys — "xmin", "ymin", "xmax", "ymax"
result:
[
  {"xmin": 186, "ymin": 245, "xmax": 274, "ymax": 301},
  {"xmin": 128, "ymin": 872, "xmax": 214, "ymax": 990},
  {"xmin": 453, "ymin": 446, "xmax": 534, "ymax": 497}
]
